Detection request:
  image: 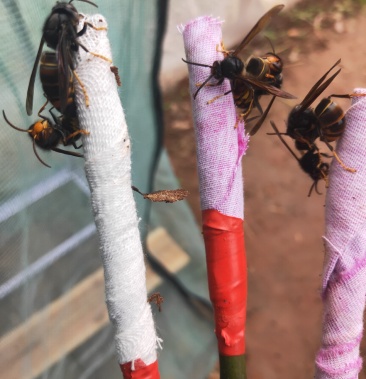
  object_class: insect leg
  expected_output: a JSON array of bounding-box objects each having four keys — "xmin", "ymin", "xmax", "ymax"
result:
[
  {"xmin": 37, "ymin": 100, "xmax": 51, "ymax": 122},
  {"xmin": 74, "ymin": 36, "xmax": 112, "ymax": 63},
  {"xmin": 321, "ymin": 136, "xmax": 356, "ymax": 173},
  {"xmin": 52, "ymin": 146, "xmax": 83, "ymax": 158},
  {"xmin": 253, "ymin": 95, "xmax": 264, "ymax": 115},
  {"xmin": 235, "ymin": 101, "xmax": 254, "ymax": 129},
  {"xmin": 73, "ymin": 70, "xmax": 90, "ymax": 107},
  {"xmin": 207, "ymin": 88, "xmax": 233, "ymax": 105},
  {"xmin": 65, "ymin": 129, "xmax": 90, "ymax": 142},
  {"xmin": 328, "ymin": 93, "xmax": 366, "ymax": 99},
  {"xmin": 249, "ymin": 95, "xmax": 276, "ymax": 135},
  {"xmin": 83, "ymin": 21, "xmax": 108, "ymax": 31},
  {"xmin": 241, "ymin": 97, "xmax": 255, "ymax": 119},
  {"xmin": 41, "ymin": 107, "xmax": 67, "ymax": 143},
  {"xmin": 215, "ymin": 41, "xmax": 234, "ymax": 56},
  {"xmin": 88, "ymin": 51, "xmax": 112, "ymax": 63}
]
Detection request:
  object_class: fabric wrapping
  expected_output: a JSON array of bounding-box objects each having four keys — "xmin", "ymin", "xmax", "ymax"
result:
[
  {"xmin": 179, "ymin": 16, "xmax": 249, "ymax": 219},
  {"xmin": 315, "ymin": 89, "xmax": 366, "ymax": 379},
  {"xmin": 73, "ymin": 14, "xmax": 160, "ymax": 374}
]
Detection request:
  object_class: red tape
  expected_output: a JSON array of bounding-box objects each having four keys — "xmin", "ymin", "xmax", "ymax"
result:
[
  {"xmin": 202, "ymin": 209, "xmax": 247, "ymax": 355},
  {"xmin": 120, "ymin": 359, "xmax": 160, "ymax": 379}
]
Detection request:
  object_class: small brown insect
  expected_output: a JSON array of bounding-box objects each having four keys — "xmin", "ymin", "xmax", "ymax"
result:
[
  {"xmin": 110, "ymin": 66, "xmax": 122, "ymax": 87},
  {"xmin": 131, "ymin": 186, "xmax": 189, "ymax": 203},
  {"xmin": 148, "ymin": 292, "xmax": 164, "ymax": 312}
]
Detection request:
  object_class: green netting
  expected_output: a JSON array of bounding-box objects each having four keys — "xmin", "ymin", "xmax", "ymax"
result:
[{"xmin": 0, "ymin": 1, "xmax": 215, "ymax": 378}]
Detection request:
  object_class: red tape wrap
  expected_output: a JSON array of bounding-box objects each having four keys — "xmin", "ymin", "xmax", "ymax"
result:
[
  {"xmin": 202, "ymin": 209, "xmax": 247, "ymax": 355},
  {"xmin": 120, "ymin": 359, "xmax": 160, "ymax": 379}
]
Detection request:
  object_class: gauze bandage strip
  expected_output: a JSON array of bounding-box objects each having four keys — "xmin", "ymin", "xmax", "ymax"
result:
[
  {"xmin": 179, "ymin": 16, "xmax": 248, "ymax": 219},
  {"xmin": 315, "ymin": 89, "xmax": 366, "ymax": 379},
  {"xmin": 180, "ymin": 16, "xmax": 249, "ymax": 359},
  {"xmin": 74, "ymin": 15, "xmax": 160, "ymax": 377}
]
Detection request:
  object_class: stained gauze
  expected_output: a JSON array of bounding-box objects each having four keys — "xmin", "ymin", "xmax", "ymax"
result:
[
  {"xmin": 315, "ymin": 89, "xmax": 366, "ymax": 379},
  {"xmin": 73, "ymin": 14, "xmax": 160, "ymax": 367},
  {"xmin": 179, "ymin": 16, "xmax": 249, "ymax": 219}
]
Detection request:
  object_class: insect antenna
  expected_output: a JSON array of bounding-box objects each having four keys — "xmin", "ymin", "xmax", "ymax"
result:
[
  {"xmin": 264, "ymin": 36, "xmax": 276, "ymax": 54},
  {"xmin": 181, "ymin": 58, "xmax": 213, "ymax": 69},
  {"xmin": 181, "ymin": 58, "xmax": 217, "ymax": 99},
  {"xmin": 31, "ymin": 138, "xmax": 51, "ymax": 168},
  {"xmin": 69, "ymin": 0, "xmax": 98, "ymax": 7},
  {"xmin": 3, "ymin": 111, "xmax": 29, "ymax": 133},
  {"xmin": 269, "ymin": 121, "xmax": 300, "ymax": 162},
  {"xmin": 308, "ymin": 182, "xmax": 317, "ymax": 197}
]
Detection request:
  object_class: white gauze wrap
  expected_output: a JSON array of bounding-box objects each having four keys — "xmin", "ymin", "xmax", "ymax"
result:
[
  {"xmin": 315, "ymin": 89, "xmax": 366, "ymax": 379},
  {"xmin": 73, "ymin": 14, "xmax": 160, "ymax": 366}
]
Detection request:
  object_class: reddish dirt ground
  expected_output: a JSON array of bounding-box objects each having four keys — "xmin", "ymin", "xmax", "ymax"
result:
[{"xmin": 163, "ymin": 5, "xmax": 366, "ymax": 379}]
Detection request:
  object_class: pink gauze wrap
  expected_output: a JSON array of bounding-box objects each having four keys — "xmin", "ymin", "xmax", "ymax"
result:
[
  {"xmin": 315, "ymin": 89, "xmax": 366, "ymax": 379},
  {"xmin": 178, "ymin": 16, "xmax": 249, "ymax": 219}
]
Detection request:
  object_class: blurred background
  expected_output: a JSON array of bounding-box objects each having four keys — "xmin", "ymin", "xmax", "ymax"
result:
[{"xmin": 1, "ymin": 0, "xmax": 366, "ymax": 378}]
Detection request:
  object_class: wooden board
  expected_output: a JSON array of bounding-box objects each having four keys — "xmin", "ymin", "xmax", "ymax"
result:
[{"xmin": 0, "ymin": 227, "xmax": 190, "ymax": 379}]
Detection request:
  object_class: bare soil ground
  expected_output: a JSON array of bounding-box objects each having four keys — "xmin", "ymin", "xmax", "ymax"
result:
[{"xmin": 163, "ymin": 4, "xmax": 366, "ymax": 378}]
